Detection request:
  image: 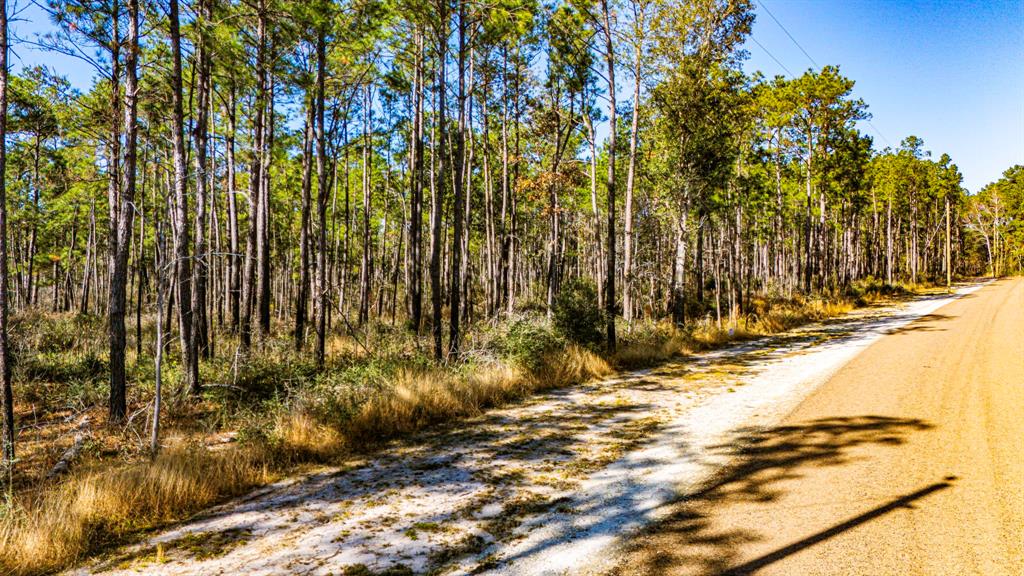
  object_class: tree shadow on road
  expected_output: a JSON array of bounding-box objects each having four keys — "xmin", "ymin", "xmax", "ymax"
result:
[
  {"xmin": 885, "ymin": 313, "xmax": 955, "ymax": 335},
  {"xmin": 611, "ymin": 415, "xmax": 937, "ymax": 576},
  {"xmin": 719, "ymin": 477, "xmax": 955, "ymax": 575}
]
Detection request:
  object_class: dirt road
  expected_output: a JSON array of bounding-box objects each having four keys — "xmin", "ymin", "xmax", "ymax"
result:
[{"xmin": 613, "ymin": 278, "xmax": 1024, "ymax": 576}]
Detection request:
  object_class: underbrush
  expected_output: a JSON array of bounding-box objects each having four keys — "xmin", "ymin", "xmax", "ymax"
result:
[
  {"xmin": 612, "ymin": 295, "xmax": 855, "ymax": 368},
  {"xmin": 344, "ymin": 347, "xmax": 610, "ymax": 443},
  {"xmin": 0, "ymin": 285, "xmax": 905, "ymax": 575},
  {"xmin": 845, "ymin": 276, "xmax": 921, "ymax": 305},
  {"xmin": 0, "ymin": 315, "xmax": 616, "ymax": 575}
]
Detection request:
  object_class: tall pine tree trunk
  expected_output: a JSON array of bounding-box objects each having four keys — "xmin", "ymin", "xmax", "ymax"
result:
[
  {"xmin": 257, "ymin": 70, "xmax": 274, "ymax": 336},
  {"xmin": 407, "ymin": 29, "xmax": 424, "ymax": 332},
  {"xmin": 109, "ymin": 0, "xmax": 139, "ymax": 421},
  {"xmin": 314, "ymin": 30, "xmax": 330, "ymax": 365},
  {"xmin": 430, "ymin": 4, "xmax": 448, "ymax": 360},
  {"xmin": 0, "ymin": 0, "xmax": 14, "ymax": 464},
  {"xmin": 601, "ymin": 0, "xmax": 617, "ymax": 352},
  {"xmin": 192, "ymin": 0, "xmax": 212, "ymax": 358},
  {"xmin": 104, "ymin": 0, "xmax": 123, "ymax": 417},
  {"xmin": 169, "ymin": 0, "xmax": 199, "ymax": 392},
  {"xmin": 296, "ymin": 97, "xmax": 315, "ymax": 349},
  {"xmin": 449, "ymin": 2, "xmax": 467, "ymax": 357},
  {"xmin": 623, "ymin": 39, "xmax": 642, "ymax": 325},
  {"xmin": 226, "ymin": 83, "xmax": 241, "ymax": 331},
  {"xmin": 358, "ymin": 84, "xmax": 373, "ymax": 326}
]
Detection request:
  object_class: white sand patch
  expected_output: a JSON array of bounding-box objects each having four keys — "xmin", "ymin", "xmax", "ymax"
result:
[{"xmin": 75, "ymin": 285, "xmax": 982, "ymax": 576}]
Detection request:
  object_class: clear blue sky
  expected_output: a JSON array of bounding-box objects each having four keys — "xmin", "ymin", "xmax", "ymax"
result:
[
  {"xmin": 743, "ymin": 0, "xmax": 1024, "ymax": 193},
  {"xmin": 9, "ymin": 0, "xmax": 1024, "ymax": 193}
]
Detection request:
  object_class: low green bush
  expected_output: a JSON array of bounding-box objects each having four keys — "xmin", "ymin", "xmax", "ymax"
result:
[
  {"xmin": 553, "ymin": 279, "xmax": 605, "ymax": 346},
  {"xmin": 497, "ymin": 316, "xmax": 562, "ymax": 371}
]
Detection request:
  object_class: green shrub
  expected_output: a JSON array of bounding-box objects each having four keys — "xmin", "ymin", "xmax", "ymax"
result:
[
  {"xmin": 498, "ymin": 317, "xmax": 562, "ymax": 371},
  {"xmin": 231, "ymin": 350, "xmax": 319, "ymax": 401},
  {"xmin": 553, "ymin": 279, "xmax": 605, "ymax": 346},
  {"xmin": 20, "ymin": 351, "xmax": 107, "ymax": 385},
  {"xmin": 846, "ymin": 276, "xmax": 914, "ymax": 302}
]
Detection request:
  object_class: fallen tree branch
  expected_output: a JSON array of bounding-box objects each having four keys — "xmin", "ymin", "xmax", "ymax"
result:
[{"xmin": 46, "ymin": 416, "xmax": 92, "ymax": 480}]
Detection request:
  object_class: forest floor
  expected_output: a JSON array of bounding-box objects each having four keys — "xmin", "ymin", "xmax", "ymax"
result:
[{"xmin": 68, "ymin": 282, "xmax": 985, "ymax": 576}]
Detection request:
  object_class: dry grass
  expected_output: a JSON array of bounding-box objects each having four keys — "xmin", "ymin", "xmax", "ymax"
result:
[
  {"xmin": 613, "ymin": 333, "xmax": 691, "ymax": 368},
  {"xmin": 532, "ymin": 344, "xmax": 614, "ymax": 388},
  {"xmin": 0, "ymin": 409, "xmax": 350, "ymax": 576},
  {"xmin": 347, "ymin": 345, "xmax": 611, "ymax": 444},
  {"xmin": 347, "ymin": 365, "xmax": 517, "ymax": 441},
  {"xmin": 613, "ymin": 296, "xmax": 857, "ymax": 369},
  {"xmin": 0, "ymin": 444, "xmax": 271, "ymax": 575},
  {"xmin": 270, "ymin": 411, "xmax": 347, "ymax": 464},
  {"xmin": 324, "ymin": 334, "xmax": 371, "ymax": 359}
]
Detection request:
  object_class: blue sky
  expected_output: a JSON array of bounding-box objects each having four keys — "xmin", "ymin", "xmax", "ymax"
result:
[
  {"xmin": 742, "ymin": 0, "xmax": 1024, "ymax": 193},
  {"xmin": 9, "ymin": 0, "xmax": 1024, "ymax": 193}
]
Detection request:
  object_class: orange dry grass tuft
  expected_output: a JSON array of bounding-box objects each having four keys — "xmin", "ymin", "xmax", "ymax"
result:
[
  {"xmin": 0, "ymin": 445, "xmax": 270, "ymax": 575},
  {"xmin": 347, "ymin": 345, "xmax": 611, "ymax": 445},
  {"xmin": 271, "ymin": 411, "xmax": 347, "ymax": 464},
  {"xmin": 534, "ymin": 344, "xmax": 614, "ymax": 385}
]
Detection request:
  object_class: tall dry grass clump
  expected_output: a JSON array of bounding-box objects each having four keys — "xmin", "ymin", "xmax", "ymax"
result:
[
  {"xmin": 532, "ymin": 344, "xmax": 613, "ymax": 387},
  {"xmin": 269, "ymin": 411, "xmax": 347, "ymax": 464},
  {"xmin": 685, "ymin": 298, "xmax": 855, "ymax": 349},
  {"xmin": 346, "ymin": 345, "xmax": 611, "ymax": 445},
  {"xmin": 346, "ymin": 367, "xmax": 469, "ymax": 441},
  {"xmin": 0, "ymin": 444, "xmax": 271, "ymax": 575},
  {"xmin": 613, "ymin": 329, "xmax": 695, "ymax": 368}
]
